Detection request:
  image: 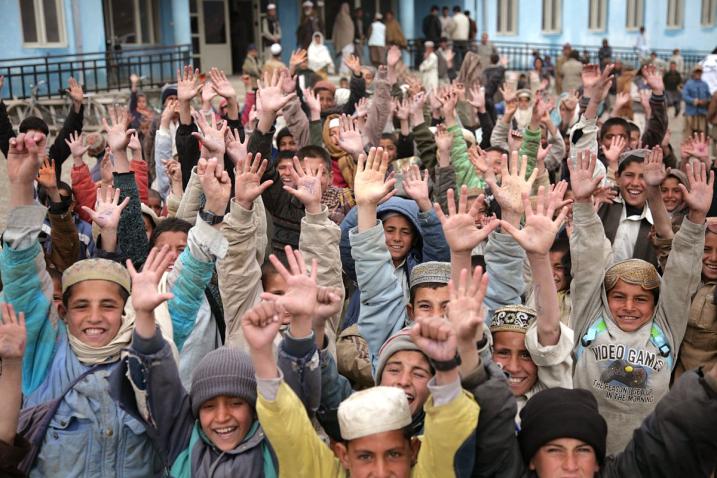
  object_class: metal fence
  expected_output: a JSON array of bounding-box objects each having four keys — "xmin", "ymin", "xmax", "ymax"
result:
[
  {"xmin": 0, "ymin": 44, "xmax": 191, "ymax": 100},
  {"xmin": 405, "ymin": 39, "xmax": 710, "ymax": 74}
]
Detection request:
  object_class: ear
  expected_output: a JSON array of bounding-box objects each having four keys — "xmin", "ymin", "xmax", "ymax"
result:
[
  {"xmin": 406, "ymin": 302, "xmax": 415, "ymax": 322},
  {"xmin": 334, "ymin": 442, "xmax": 351, "ymax": 470},
  {"xmin": 57, "ymin": 302, "xmax": 67, "ymax": 318},
  {"xmin": 409, "ymin": 437, "xmax": 421, "ymax": 465}
]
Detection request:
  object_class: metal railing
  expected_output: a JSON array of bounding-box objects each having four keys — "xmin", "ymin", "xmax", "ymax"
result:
[
  {"xmin": 0, "ymin": 44, "xmax": 191, "ymax": 100},
  {"xmin": 404, "ymin": 39, "xmax": 709, "ymax": 74}
]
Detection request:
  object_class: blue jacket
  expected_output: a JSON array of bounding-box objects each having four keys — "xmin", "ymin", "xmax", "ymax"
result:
[
  {"xmin": 339, "ymin": 197, "xmax": 450, "ymax": 329},
  {"xmin": 683, "ymin": 78, "xmax": 711, "ymax": 117},
  {"xmin": 0, "ymin": 205, "xmax": 162, "ymax": 477}
]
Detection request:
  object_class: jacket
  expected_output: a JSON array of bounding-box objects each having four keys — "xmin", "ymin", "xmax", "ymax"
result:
[
  {"xmin": 683, "ymin": 78, "xmax": 711, "ymax": 116},
  {"xmin": 597, "ymin": 200, "xmax": 658, "ymax": 267},
  {"xmin": 569, "ymin": 201, "xmax": 705, "ymax": 454},
  {"xmin": 448, "ymin": 124, "xmax": 484, "ymax": 189},
  {"xmin": 0, "ymin": 205, "xmax": 162, "ymax": 477},
  {"xmin": 115, "ymin": 171, "xmax": 151, "ymax": 268},
  {"xmin": 109, "ymin": 329, "xmax": 277, "ymax": 478},
  {"xmin": 257, "ymin": 376, "xmax": 479, "ymax": 478}
]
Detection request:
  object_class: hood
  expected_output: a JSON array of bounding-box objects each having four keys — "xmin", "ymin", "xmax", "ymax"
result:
[{"xmin": 376, "ymin": 197, "xmax": 424, "ymax": 250}]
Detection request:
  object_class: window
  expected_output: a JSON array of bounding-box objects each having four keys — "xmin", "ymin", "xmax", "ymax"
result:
[
  {"xmin": 702, "ymin": 0, "xmax": 717, "ymax": 26},
  {"xmin": 666, "ymin": 0, "xmax": 683, "ymax": 28},
  {"xmin": 589, "ymin": 0, "xmax": 607, "ymax": 31},
  {"xmin": 19, "ymin": 0, "xmax": 67, "ymax": 46},
  {"xmin": 625, "ymin": 0, "xmax": 644, "ymax": 30},
  {"xmin": 541, "ymin": 0, "xmax": 561, "ymax": 33},
  {"xmin": 103, "ymin": 0, "xmax": 158, "ymax": 44},
  {"xmin": 496, "ymin": 0, "xmax": 518, "ymax": 35}
]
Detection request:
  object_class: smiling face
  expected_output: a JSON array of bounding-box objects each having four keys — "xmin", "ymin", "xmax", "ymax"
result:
[
  {"xmin": 317, "ymin": 89, "xmax": 336, "ymax": 111},
  {"xmin": 660, "ymin": 177, "xmax": 684, "ymax": 213},
  {"xmin": 63, "ymin": 280, "xmax": 127, "ymax": 347},
  {"xmin": 529, "ymin": 438, "xmax": 600, "ymax": 478},
  {"xmin": 380, "ymin": 350, "xmax": 432, "ymax": 415},
  {"xmin": 278, "ymin": 135, "xmax": 297, "ymax": 152},
  {"xmin": 606, "ymin": 279, "xmax": 656, "ymax": 332},
  {"xmin": 276, "ymin": 158, "xmax": 295, "ymax": 186},
  {"xmin": 600, "ymin": 125, "xmax": 628, "ymax": 152},
  {"xmin": 335, "ymin": 430, "xmax": 418, "ymax": 478},
  {"xmin": 407, "ymin": 285, "xmax": 450, "ymax": 322},
  {"xmin": 492, "ymin": 330, "xmax": 538, "ymax": 396},
  {"xmin": 198, "ymin": 395, "xmax": 254, "ymax": 452},
  {"xmin": 617, "ymin": 161, "xmax": 647, "ymax": 208},
  {"xmin": 549, "ymin": 250, "xmax": 569, "ymax": 292},
  {"xmin": 379, "ymin": 138, "xmax": 398, "ymax": 162},
  {"xmin": 382, "ymin": 215, "xmax": 415, "ymax": 265},
  {"xmin": 703, "ymin": 231, "xmax": 717, "ymax": 281}
]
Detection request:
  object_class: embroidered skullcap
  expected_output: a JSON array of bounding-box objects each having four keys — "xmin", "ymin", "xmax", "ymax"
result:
[
  {"xmin": 490, "ymin": 305, "xmax": 536, "ymax": 334},
  {"xmin": 409, "ymin": 261, "xmax": 451, "ymax": 289},
  {"xmin": 603, "ymin": 259, "xmax": 660, "ymax": 292},
  {"xmin": 62, "ymin": 258, "xmax": 131, "ymax": 295},
  {"xmin": 338, "ymin": 386, "xmax": 412, "ymax": 440}
]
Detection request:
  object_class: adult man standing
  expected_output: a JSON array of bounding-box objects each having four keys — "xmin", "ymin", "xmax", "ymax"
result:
[
  {"xmin": 476, "ymin": 32, "xmax": 497, "ymax": 69},
  {"xmin": 261, "ymin": 4, "xmax": 281, "ymax": 58},
  {"xmin": 451, "ymin": 6, "xmax": 469, "ymax": 68},
  {"xmin": 440, "ymin": 6, "xmax": 455, "ymax": 40},
  {"xmin": 635, "ymin": 26, "xmax": 649, "ymax": 59},
  {"xmin": 353, "ymin": 7, "xmax": 367, "ymax": 62},
  {"xmin": 555, "ymin": 43, "xmax": 572, "ymax": 93},
  {"xmin": 422, "ymin": 6, "xmax": 442, "ymax": 45},
  {"xmin": 560, "ymin": 50, "xmax": 583, "ymax": 93},
  {"xmin": 683, "ymin": 65, "xmax": 711, "ymax": 137}
]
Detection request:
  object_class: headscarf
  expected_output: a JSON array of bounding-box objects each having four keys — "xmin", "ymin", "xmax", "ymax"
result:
[
  {"xmin": 385, "ymin": 17, "xmax": 407, "ymax": 49},
  {"xmin": 332, "ymin": 3, "xmax": 355, "ymax": 52},
  {"xmin": 456, "ymin": 51, "xmax": 483, "ymax": 90},
  {"xmin": 322, "ymin": 113, "xmax": 356, "ymax": 189},
  {"xmin": 308, "ymin": 32, "xmax": 334, "ymax": 72}
]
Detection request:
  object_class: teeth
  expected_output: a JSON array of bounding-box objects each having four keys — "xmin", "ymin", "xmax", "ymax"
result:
[
  {"xmin": 84, "ymin": 328, "xmax": 105, "ymax": 336},
  {"xmin": 509, "ymin": 377, "xmax": 524, "ymax": 383},
  {"xmin": 214, "ymin": 427, "xmax": 237, "ymax": 434}
]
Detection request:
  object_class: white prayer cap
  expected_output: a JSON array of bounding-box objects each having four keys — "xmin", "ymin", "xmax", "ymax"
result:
[
  {"xmin": 424, "ymin": 41, "xmax": 435, "ymax": 48},
  {"xmin": 338, "ymin": 386, "xmax": 412, "ymax": 440},
  {"xmin": 270, "ymin": 43, "xmax": 282, "ymax": 55},
  {"xmin": 302, "ymin": 0, "xmax": 313, "ymax": 7},
  {"xmin": 267, "ymin": 3, "xmax": 276, "ymax": 9}
]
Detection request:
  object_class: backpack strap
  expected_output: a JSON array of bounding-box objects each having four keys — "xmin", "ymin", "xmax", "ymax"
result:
[
  {"xmin": 649, "ymin": 323, "xmax": 674, "ymax": 370},
  {"xmin": 575, "ymin": 317, "xmax": 608, "ymax": 361}
]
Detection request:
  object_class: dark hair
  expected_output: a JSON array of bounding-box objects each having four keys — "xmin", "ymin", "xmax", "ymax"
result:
[
  {"xmin": 431, "ymin": 5, "xmax": 439, "ymax": 11},
  {"xmin": 276, "ymin": 149, "xmax": 295, "ymax": 165},
  {"xmin": 490, "ymin": 53, "xmax": 500, "ymax": 64},
  {"xmin": 569, "ymin": 50, "xmax": 580, "ymax": 60},
  {"xmin": 550, "ymin": 237, "xmax": 572, "ymax": 289},
  {"xmin": 261, "ymin": 249, "xmax": 288, "ymax": 288},
  {"xmin": 149, "ymin": 217, "xmax": 192, "ymax": 249},
  {"xmin": 599, "ymin": 117, "xmax": 629, "ymax": 142},
  {"xmin": 38, "ymin": 181, "xmax": 73, "ymax": 206},
  {"xmin": 440, "ymin": 36, "xmax": 449, "ymax": 43},
  {"xmin": 19, "ymin": 116, "xmax": 50, "ymax": 136},
  {"xmin": 452, "ymin": 5, "xmax": 461, "ymax": 12},
  {"xmin": 464, "ymin": 10, "xmax": 471, "ymax": 16},
  {"xmin": 380, "ymin": 132, "xmax": 397, "ymax": 145},
  {"xmin": 409, "ymin": 282, "xmax": 447, "ymax": 304},
  {"xmin": 297, "ymin": 145, "xmax": 331, "ymax": 171},
  {"xmin": 485, "ymin": 145, "xmax": 508, "ymax": 156},
  {"xmin": 276, "ymin": 127, "xmax": 295, "ymax": 149},
  {"xmin": 62, "ymin": 281, "xmax": 129, "ymax": 307},
  {"xmin": 148, "ymin": 188, "xmax": 162, "ymax": 203},
  {"xmin": 626, "ymin": 122, "xmax": 640, "ymax": 136},
  {"xmin": 617, "ymin": 154, "xmax": 645, "ymax": 175}
]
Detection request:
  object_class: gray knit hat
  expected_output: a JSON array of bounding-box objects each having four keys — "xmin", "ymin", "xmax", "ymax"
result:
[
  {"xmin": 409, "ymin": 261, "xmax": 452, "ymax": 289},
  {"xmin": 190, "ymin": 347, "xmax": 257, "ymax": 416}
]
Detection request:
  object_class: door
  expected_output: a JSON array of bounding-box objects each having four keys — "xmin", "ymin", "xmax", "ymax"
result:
[{"xmin": 198, "ymin": 0, "xmax": 232, "ymax": 72}]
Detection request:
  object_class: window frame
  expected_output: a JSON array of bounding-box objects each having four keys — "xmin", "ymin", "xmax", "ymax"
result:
[
  {"xmin": 588, "ymin": 0, "xmax": 607, "ymax": 32},
  {"xmin": 541, "ymin": 0, "xmax": 562, "ymax": 34},
  {"xmin": 625, "ymin": 0, "xmax": 644, "ymax": 31},
  {"xmin": 103, "ymin": 0, "xmax": 158, "ymax": 46},
  {"xmin": 666, "ymin": 0, "xmax": 684, "ymax": 29},
  {"xmin": 496, "ymin": 0, "xmax": 518, "ymax": 35},
  {"xmin": 702, "ymin": 0, "xmax": 717, "ymax": 26},
  {"xmin": 20, "ymin": 0, "xmax": 68, "ymax": 48}
]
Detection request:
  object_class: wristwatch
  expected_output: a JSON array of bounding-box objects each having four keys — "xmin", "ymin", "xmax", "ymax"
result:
[
  {"xmin": 429, "ymin": 353, "xmax": 462, "ymax": 372},
  {"xmin": 198, "ymin": 207, "xmax": 224, "ymax": 225}
]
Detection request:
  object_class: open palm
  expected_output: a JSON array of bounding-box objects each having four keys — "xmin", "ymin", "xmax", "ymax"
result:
[
  {"xmin": 435, "ymin": 187, "xmax": 497, "ymax": 253},
  {"xmin": 354, "ymin": 147, "xmax": 395, "ymax": 206},
  {"xmin": 82, "ymin": 186, "xmax": 129, "ymax": 231}
]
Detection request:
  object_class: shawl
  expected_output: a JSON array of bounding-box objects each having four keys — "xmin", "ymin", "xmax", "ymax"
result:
[
  {"xmin": 322, "ymin": 114, "xmax": 356, "ymax": 189},
  {"xmin": 332, "ymin": 3, "xmax": 355, "ymax": 52},
  {"xmin": 308, "ymin": 32, "xmax": 334, "ymax": 72},
  {"xmin": 385, "ymin": 19, "xmax": 407, "ymax": 48}
]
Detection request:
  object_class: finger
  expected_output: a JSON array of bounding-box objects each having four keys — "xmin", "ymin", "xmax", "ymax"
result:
[
  {"xmin": 126, "ymin": 258, "xmax": 138, "ymax": 277},
  {"xmin": 268, "ymin": 252, "xmax": 292, "ymax": 281},
  {"xmin": 498, "ymin": 219, "xmax": 520, "ymax": 239}
]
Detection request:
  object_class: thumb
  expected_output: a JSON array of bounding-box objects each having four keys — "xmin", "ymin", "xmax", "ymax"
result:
[{"xmin": 498, "ymin": 219, "xmax": 519, "ymax": 238}]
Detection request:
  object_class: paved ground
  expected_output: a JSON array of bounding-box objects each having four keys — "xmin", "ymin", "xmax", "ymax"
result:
[{"xmin": 0, "ymin": 81, "xmax": 687, "ymax": 233}]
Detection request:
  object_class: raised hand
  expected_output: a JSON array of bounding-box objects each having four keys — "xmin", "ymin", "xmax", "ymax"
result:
[
  {"xmin": 36, "ymin": 157, "xmax": 58, "ymax": 192},
  {"xmin": 242, "ymin": 300, "xmax": 285, "ymax": 356},
  {"xmin": 0, "ymin": 303, "xmax": 26, "ymax": 359},
  {"xmin": 127, "ymin": 246, "xmax": 175, "ymax": 329},
  {"xmin": 434, "ymin": 186, "xmax": 499, "ymax": 253},
  {"xmin": 447, "ymin": 267, "xmax": 488, "ymax": 348},
  {"xmin": 343, "ymin": 54, "xmax": 362, "ymax": 76},
  {"xmin": 484, "ymin": 151, "xmax": 538, "ymax": 215},
  {"xmin": 581, "ymin": 64, "xmax": 600, "ymax": 91},
  {"xmin": 567, "ymin": 150, "xmax": 604, "ymax": 202},
  {"xmin": 613, "ymin": 91, "xmax": 630, "ymax": 112},
  {"xmin": 197, "ymin": 157, "xmax": 231, "ymax": 216},
  {"xmin": 100, "ymin": 148, "xmax": 114, "ymax": 186},
  {"xmin": 468, "ymin": 144, "xmax": 490, "ymax": 174},
  {"xmin": 355, "ymin": 97, "xmax": 369, "ymax": 118},
  {"xmin": 289, "ymin": 48, "xmax": 308, "ymax": 72},
  {"xmin": 409, "ymin": 91, "xmax": 427, "ymax": 117},
  {"xmin": 593, "ymin": 185, "xmax": 617, "ymax": 211},
  {"xmin": 643, "ymin": 146, "xmax": 666, "ymax": 187},
  {"xmin": 234, "ymin": 152, "xmax": 273, "ymax": 209},
  {"xmin": 439, "ymin": 88, "xmax": 459, "ymax": 123},
  {"xmin": 176, "ymin": 65, "xmax": 203, "ymax": 102},
  {"xmin": 103, "ymin": 106, "xmax": 135, "ymax": 156},
  {"xmin": 499, "ymin": 187, "xmax": 568, "ymax": 255},
  {"xmin": 284, "ymin": 156, "xmax": 323, "ymax": 213},
  {"xmin": 260, "ymin": 246, "xmax": 318, "ymax": 321},
  {"xmin": 314, "ymin": 286, "xmax": 343, "ymax": 328},
  {"xmin": 386, "ymin": 45, "xmax": 402, "ymax": 68},
  {"xmin": 302, "ymin": 87, "xmax": 321, "ymax": 118},
  {"xmin": 201, "ymin": 81, "xmax": 217, "ymax": 103},
  {"xmin": 603, "ymin": 134, "xmax": 627, "ymax": 168},
  {"xmin": 684, "ymin": 132, "xmax": 711, "ymax": 164},
  {"xmin": 82, "ymin": 185, "xmax": 129, "ymax": 231},
  {"xmin": 161, "ymin": 98, "xmax": 179, "ymax": 128},
  {"xmin": 393, "ymin": 97, "xmax": 410, "ymax": 121},
  {"xmin": 163, "ymin": 159, "xmax": 183, "ymax": 188},
  {"xmin": 191, "ymin": 110, "xmax": 228, "ymax": 161},
  {"xmin": 225, "ymin": 128, "xmax": 248, "ymax": 165},
  {"xmin": 354, "ymin": 147, "xmax": 396, "ymax": 207},
  {"xmin": 337, "ymin": 114, "xmax": 364, "ymax": 158},
  {"xmin": 402, "ymin": 164, "xmax": 431, "ymax": 212},
  {"xmin": 435, "ymin": 123, "xmax": 453, "ymax": 152},
  {"xmin": 642, "ymin": 64, "xmax": 664, "ymax": 95},
  {"xmin": 127, "ymin": 132, "xmax": 143, "ymax": 157},
  {"xmin": 536, "ymin": 143, "xmax": 552, "ymax": 169},
  {"xmin": 680, "ymin": 161, "xmax": 715, "ymax": 221},
  {"xmin": 66, "ymin": 77, "xmax": 84, "ymax": 108},
  {"xmin": 280, "ymin": 68, "xmax": 297, "ymax": 95},
  {"xmin": 257, "ymin": 69, "xmax": 297, "ymax": 114},
  {"xmin": 588, "ymin": 64, "xmax": 614, "ymax": 102},
  {"xmin": 65, "ymin": 131, "xmax": 88, "ymax": 164},
  {"xmin": 410, "ymin": 314, "xmax": 458, "ymax": 363},
  {"xmin": 467, "ymin": 84, "xmax": 486, "ymax": 112},
  {"xmin": 208, "ymin": 67, "xmax": 236, "ymax": 99}
]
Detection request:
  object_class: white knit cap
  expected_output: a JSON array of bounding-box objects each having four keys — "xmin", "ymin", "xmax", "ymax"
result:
[
  {"xmin": 338, "ymin": 386, "xmax": 412, "ymax": 440},
  {"xmin": 270, "ymin": 43, "xmax": 282, "ymax": 55}
]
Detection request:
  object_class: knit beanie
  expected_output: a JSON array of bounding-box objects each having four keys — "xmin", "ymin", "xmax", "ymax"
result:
[
  {"xmin": 373, "ymin": 327, "xmax": 429, "ymax": 384},
  {"xmin": 160, "ymin": 83, "xmax": 178, "ymax": 105},
  {"xmin": 518, "ymin": 387, "xmax": 608, "ymax": 465},
  {"xmin": 190, "ymin": 347, "xmax": 257, "ymax": 416}
]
